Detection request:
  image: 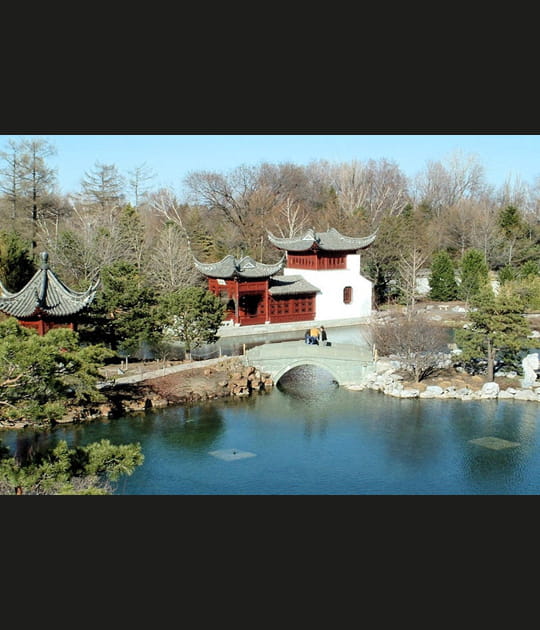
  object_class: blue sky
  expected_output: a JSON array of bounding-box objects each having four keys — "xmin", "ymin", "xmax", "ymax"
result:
[{"xmin": 1, "ymin": 133, "xmax": 539, "ymax": 197}]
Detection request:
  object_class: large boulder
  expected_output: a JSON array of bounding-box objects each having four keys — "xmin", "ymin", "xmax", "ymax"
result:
[
  {"xmin": 419, "ymin": 385, "xmax": 444, "ymax": 398},
  {"xmin": 480, "ymin": 382, "xmax": 500, "ymax": 398},
  {"xmin": 521, "ymin": 353, "xmax": 539, "ymax": 388}
]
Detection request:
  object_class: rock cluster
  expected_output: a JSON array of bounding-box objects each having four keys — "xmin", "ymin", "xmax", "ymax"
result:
[
  {"xmin": 347, "ymin": 359, "xmax": 540, "ymax": 401},
  {"xmin": 84, "ymin": 364, "xmax": 274, "ymax": 421},
  {"xmin": 226, "ymin": 366, "xmax": 275, "ymax": 397}
]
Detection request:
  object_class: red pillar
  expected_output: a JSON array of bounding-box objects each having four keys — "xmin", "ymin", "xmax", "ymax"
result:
[{"xmin": 234, "ymin": 281, "xmax": 240, "ymax": 325}]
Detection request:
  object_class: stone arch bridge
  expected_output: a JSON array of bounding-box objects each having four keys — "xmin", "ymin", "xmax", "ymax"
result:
[{"xmin": 244, "ymin": 340, "xmax": 375, "ymax": 387}]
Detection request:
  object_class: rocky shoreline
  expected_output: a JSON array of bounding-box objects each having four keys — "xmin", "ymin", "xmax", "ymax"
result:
[
  {"xmin": 0, "ymin": 358, "xmax": 276, "ymax": 430},
  {"xmin": 346, "ymin": 358, "xmax": 540, "ymax": 401},
  {"xmin": 2, "ymin": 352, "xmax": 539, "ymax": 431}
]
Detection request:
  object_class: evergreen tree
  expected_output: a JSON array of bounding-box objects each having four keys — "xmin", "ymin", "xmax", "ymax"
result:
[
  {"xmin": 82, "ymin": 261, "xmax": 157, "ymax": 356},
  {"xmin": 0, "ymin": 438, "xmax": 143, "ymax": 495},
  {"xmin": 363, "ymin": 214, "xmax": 407, "ymax": 305},
  {"xmin": 498, "ymin": 204, "xmax": 522, "ymax": 267},
  {"xmin": 498, "ymin": 265, "xmax": 517, "ymax": 284},
  {"xmin": 155, "ymin": 286, "xmax": 225, "ymax": 359},
  {"xmin": 454, "ymin": 284, "xmax": 532, "ymax": 381},
  {"xmin": 496, "ymin": 204, "xmax": 539, "ymax": 267},
  {"xmin": 0, "ymin": 230, "xmax": 36, "ymax": 291},
  {"xmin": 117, "ymin": 204, "xmax": 146, "ymax": 270},
  {"xmin": 429, "ymin": 250, "xmax": 458, "ymax": 301},
  {"xmin": 0, "ymin": 319, "xmax": 115, "ymax": 426},
  {"xmin": 459, "ymin": 249, "xmax": 489, "ymax": 302},
  {"xmin": 519, "ymin": 260, "xmax": 539, "ymax": 278},
  {"xmin": 499, "ymin": 276, "xmax": 540, "ymax": 312}
]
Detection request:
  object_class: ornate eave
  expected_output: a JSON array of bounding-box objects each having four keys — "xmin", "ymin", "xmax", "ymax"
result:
[
  {"xmin": 267, "ymin": 227, "xmax": 377, "ymax": 252},
  {"xmin": 193, "ymin": 254, "xmax": 285, "ymax": 279},
  {"xmin": 0, "ymin": 252, "xmax": 99, "ymax": 320}
]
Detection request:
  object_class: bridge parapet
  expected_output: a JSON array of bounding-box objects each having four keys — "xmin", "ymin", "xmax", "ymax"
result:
[{"xmin": 245, "ymin": 340, "xmax": 375, "ymax": 387}]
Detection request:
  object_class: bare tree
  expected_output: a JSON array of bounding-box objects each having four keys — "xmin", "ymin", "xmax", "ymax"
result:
[
  {"xmin": 146, "ymin": 222, "xmax": 202, "ymax": 293},
  {"xmin": 328, "ymin": 158, "xmax": 411, "ymax": 225},
  {"xmin": 496, "ymin": 174, "xmax": 533, "ymax": 213},
  {"xmin": 80, "ymin": 161, "xmax": 126, "ymax": 211},
  {"xmin": 184, "ymin": 167, "xmax": 252, "ymax": 237},
  {"xmin": 44, "ymin": 199, "xmax": 128, "ymax": 287},
  {"xmin": 184, "ymin": 165, "xmax": 285, "ymax": 257},
  {"xmin": 530, "ymin": 175, "xmax": 540, "ymax": 222},
  {"xmin": 468, "ymin": 199, "xmax": 504, "ymax": 266},
  {"xmin": 411, "ymin": 150, "xmax": 487, "ymax": 218},
  {"xmin": 369, "ymin": 314, "xmax": 450, "ymax": 382},
  {"xmin": 0, "ymin": 139, "xmax": 27, "ymax": 221},
  {"xmin": 146, "ymin": 187, "xmax": 186, "ymax": 227},
  {"xmin": 397, "ymin": 247, "xmax": 430, "ymax": 317},
  {"xmin": 0, "ymin": 138, "xmax": 57, "ymax": 252},
  {"xmin": 20, "ymin": 139, "xmax": 57, "ymax": 247},
  {"xmin": 271, "ymin": 196, "xmax": 309, "ymax": 237},
  {"xmin": 444, "ymin": 200, "xmax": 477, "ymax": 256},
  {"xmin": 128, "ymin": 162, "xmax": 156, "ymax": 207}
]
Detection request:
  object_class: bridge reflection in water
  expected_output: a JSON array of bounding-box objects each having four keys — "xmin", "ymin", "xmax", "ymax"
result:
[{"xmin": 245, "ymin": 340, "xmax": 375, "ymax": 387}]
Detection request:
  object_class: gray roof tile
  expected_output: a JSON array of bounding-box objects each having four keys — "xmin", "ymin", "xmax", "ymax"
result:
[
  {"xmin": 269, "ymin": 275, "xmax": 320, "ymax": 296},
  {"xmin": 0, "ymin": 252, "xmax": 98, "ymax": 319},
  {"xmin": 194, "ymin": 254, "xmax": 285, "ymax": 279},
  {"xmin": 267, "ymin": 227, "xmax": 377, "ymax": 252}
]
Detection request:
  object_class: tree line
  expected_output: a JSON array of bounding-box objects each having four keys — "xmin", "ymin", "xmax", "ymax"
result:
[
  {"xmin": 1, "ymin": 137, "xmax": 539, "ymax": 301},
  {"xmin": 1, "ymin": 137, "xmax": 539, "ymax": 390}
]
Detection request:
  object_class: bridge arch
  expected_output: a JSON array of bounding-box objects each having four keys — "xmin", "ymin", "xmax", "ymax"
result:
[
  {"xmin": 245, "ymin": 340, "xmax": 375, "ymax": 388},
  {"xmin": 272, "ymin": 359, "xmax": 341, "ymax": 385}
]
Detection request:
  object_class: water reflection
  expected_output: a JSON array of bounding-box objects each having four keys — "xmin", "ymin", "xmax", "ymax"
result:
[
  {"xmin": 455, "ymin": 401, "xmax": 533, "ymax": 491},
  {"xmin": 277, "ymin": 366, "xmax": 338, "ymax": 439},
  {"xmin": 147, "ymin": 404, "xmax": 226, "ymax": 450},
  {"xmin": 2, "ymin": 366, "xmax": 540, "ymax": 494},
  {"xmin": 379, "ymin": 399, "xmax": 449, "ymax": 466}
]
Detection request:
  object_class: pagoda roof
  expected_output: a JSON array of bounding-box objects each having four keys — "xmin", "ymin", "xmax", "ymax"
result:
[
  {"xmin": 0, "ymin": 252, "xmax": 99, "ymax": 320},
  {"xmin": 267, "ymin": 227, "xmax": 377, "ymax": 252},
  {"xmin": 193, "ymin": 254, "xmax": 285, "ymax": 279},
  {"xmin": 268, "ymin": 275, "xmax": 320, "ymax": 296}
]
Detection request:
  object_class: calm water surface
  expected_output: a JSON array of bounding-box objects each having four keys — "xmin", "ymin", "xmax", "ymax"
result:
[{"xmin": 3, "ymin": 365, "xmax": 540, "ymax": 495}]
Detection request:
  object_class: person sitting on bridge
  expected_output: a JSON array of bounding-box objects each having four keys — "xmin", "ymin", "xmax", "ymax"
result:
[{"xmin": 320, "ymin": 325, "xmax": 328, "ymax": 345}]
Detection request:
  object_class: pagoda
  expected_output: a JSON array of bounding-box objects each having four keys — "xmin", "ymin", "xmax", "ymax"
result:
[
  {"xmin": 194, "ymin": 227, "xmax": 377, "ymax": 327},
  {"xmin": 267, "ymin": 227, "xmax": 377, "ymax": 321},
  {"xmin": 194, "ymin": 254, "xmax": 317, "ymax": 326},
  {"xmin": 0, "ymin": 251, "xmax": 99, "ymax": 335}
]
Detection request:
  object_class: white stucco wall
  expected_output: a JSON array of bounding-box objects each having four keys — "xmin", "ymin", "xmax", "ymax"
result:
[{"xmin": 284, "ymin": 254, "xmax": 373, "ymax": 320}]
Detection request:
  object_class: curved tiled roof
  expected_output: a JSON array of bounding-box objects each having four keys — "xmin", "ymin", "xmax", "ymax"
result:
[
  {"xmin": 267, "ymin": 227, "xmax": 377, "ymax": 252},
  {"xmin": 193, "ymin": 254, "xmax": 285, "ymax": 279},
  {"xmin": 268, "ymin": 275, "xmax": 320, "ymax": 296},
  {"xmin": 0, "ymin": 252, "xmax": 99, "ymax": 319}
]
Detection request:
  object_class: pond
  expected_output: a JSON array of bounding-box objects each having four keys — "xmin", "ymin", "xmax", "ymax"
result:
[{"xmin": 3, "ymin": 364, "xmax": 540, "ymax": 495}]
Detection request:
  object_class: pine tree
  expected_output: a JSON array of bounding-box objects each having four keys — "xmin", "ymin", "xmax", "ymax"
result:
[
  {"xmin": 459, "ymin": 249, "xmax": 489, "ymax": 302},
  {"xmin": 0, "ymin": 438, "xmax": 143, "ymax": 495},
  {"xmin": 429, "ymin": 250, "xmax": 458, "ymax": 301},
  {"xmin": 0, "ymin": 319, "xmax": 115, "ymax": 426},
  {"xmin": 0, "ymin": 230, "xmax": 36, "ymax": 291},
  {"xmin": 155, "ymin": 287, "xmax": 226, "ymax": 359},
  {"xmin": 82, "ymin": 261, "xmax": 157, "ymax": 355},
  {"xmin": 455, "ymin": 284, "xmax": 532, "ymax": 381}
]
